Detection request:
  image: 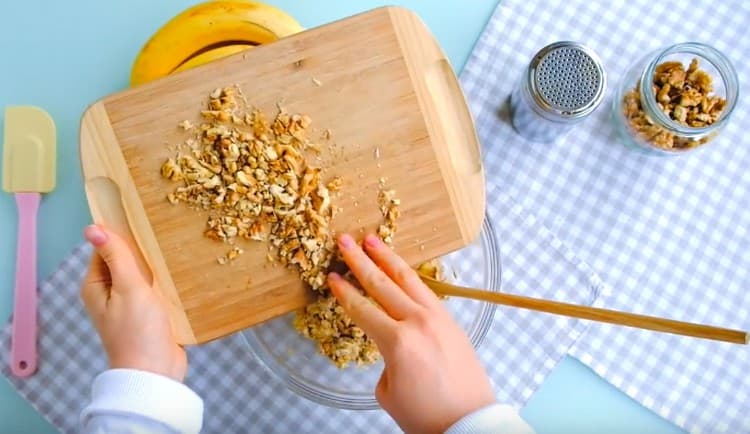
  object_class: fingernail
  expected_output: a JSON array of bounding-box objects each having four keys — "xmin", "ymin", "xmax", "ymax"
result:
[
  {"xmin": 364, "ymin": 234, "xmax": 381, "ymax": 249},
  {"xmin": 328, "ymin": 272, "xmax": 342, "ymax": 282},
  {"xmin": 338, "ymin": 234, "xmax": 354, "ymax": 249},
  {"xmin": 84, "ymin": 225, "xmax": 108, "ymax": 246}
]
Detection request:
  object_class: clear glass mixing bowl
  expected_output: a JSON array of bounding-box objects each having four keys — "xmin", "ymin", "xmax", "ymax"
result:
[{"xmin": 242, "ymin": 217, "xmax": 501, "ymax": 409}]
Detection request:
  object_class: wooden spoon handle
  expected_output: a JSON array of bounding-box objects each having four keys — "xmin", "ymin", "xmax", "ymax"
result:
[{"xmin": 420, "ymin": 276, "xmax": 748, "ymax": 345}]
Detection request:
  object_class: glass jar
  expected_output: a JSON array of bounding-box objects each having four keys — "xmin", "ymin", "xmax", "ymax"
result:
[{"xmin": 613, "ymin": 42, "xmax": 739, "ymax": 155}]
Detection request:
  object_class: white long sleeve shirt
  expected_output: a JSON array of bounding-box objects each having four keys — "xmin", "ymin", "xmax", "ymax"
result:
[
  {"xmin": 81, "ymin": 369, "xmax": 534, "ymax": 434},
  {"xmin": 81, "ymin": 369, "xmax": 203, "ymax": 434}
]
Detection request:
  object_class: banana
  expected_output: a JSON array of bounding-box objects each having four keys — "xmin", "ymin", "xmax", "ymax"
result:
[
  {"xmin": 172, "ymin": 44, "xmax": 254, "ymax": 73},
  {"xmin": 131, "ymin": 0, "xmax": 303, "ymax": 85}
]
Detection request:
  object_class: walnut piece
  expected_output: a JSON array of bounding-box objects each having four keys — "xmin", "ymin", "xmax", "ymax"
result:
[
  {"xmin": 376, "ymin": 188, "xmax": 400, "ymax": 246},
  {"xmin": 161, "ymin": 87, "xmax": 337, "ymax": 291},
  {"xmin": 326, "ymin": 176, "xmax": 343, "ymax": 192},
  {"xmin": 217, "ymin": 246, "xmax": 244, "ymax": 264},
  {"xmin": 292, "ymin": 295, "xmax": 379, "ymax": 369},
  {"xmin": 622, "ymin": 58, "xmax": 727, "ymax": 150},
  {"xmin": 160, "ymin": 87, "xmax": 404, "ymax": 369},
  {"xmin": 178, "ymin": 120, "xmax": 194, "ymax": 131}
]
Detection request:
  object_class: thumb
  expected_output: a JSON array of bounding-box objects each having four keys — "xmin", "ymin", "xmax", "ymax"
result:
[
  {"xmin": 84, "ymin": 225, "xmax": 147, "ymax": 291},
  {"xmin": 80, "ymin": 254, "xmax": 109, "ymax": 317}
]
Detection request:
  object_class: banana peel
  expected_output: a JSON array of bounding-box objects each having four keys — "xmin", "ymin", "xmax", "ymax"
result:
[
  {"xmin": 131, "ymin": 0, "xmax": 303, "ymax": 86},
  {"xmin": 172, "ymin": 44, "xmax": 254, "ymax": 73}
]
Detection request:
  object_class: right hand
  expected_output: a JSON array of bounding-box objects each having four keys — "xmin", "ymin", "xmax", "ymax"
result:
[{"xmin": 328, "ymin": 234, "xmax": 495, "ymax": 434}]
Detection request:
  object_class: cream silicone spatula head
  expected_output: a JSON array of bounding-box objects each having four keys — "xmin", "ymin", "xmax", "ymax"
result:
[{"xmin": 2, "ymin": 106, "xmax": 56, "ymax": 377}]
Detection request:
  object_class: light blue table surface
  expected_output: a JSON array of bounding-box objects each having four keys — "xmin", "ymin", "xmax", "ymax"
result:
[{"xmin": 0, "ymin": 1, "xmax": 685, "ymax": 433}]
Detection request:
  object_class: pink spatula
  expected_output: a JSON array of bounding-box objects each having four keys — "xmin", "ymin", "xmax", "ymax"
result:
[{"xmin": 2, "ymin": 106, "xmax": 56, "ymax": 377}]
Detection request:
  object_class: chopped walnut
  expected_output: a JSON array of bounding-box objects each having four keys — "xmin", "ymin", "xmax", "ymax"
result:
[
  {"xmin": 376, "ymin": 187, "xmax": 400, "ymax": 246},
  {"xmin": 292, "ymin": 295, "xmax": 379, "ymax": 368},
  {"xmin": 160, "ymin": 158, "xmax": 183, "ymax": 181},
  {"xmin": 178, "ymin": 120, "xmax": 194, "ymax": 131},
  {"xmin": 161, "ymin": 87, "xmax": 337, "ymax": 290},
  {"xmin": 217, "ymin": 246, "xmax": 244, "ymax": 265},
  {"xmin": 161, "ymin": 86, "xmax": 404, "ymax": 368},
  {"xmin": 416, "ymin": 259, "xmax": 443, "ymax": 280},
  {"xmin": 622, "ymin": 58, "xmax": 727, "ymax": 150},
  {"xmin": 326, "ymin": 176, "xmax": 343, "ymax": 192}
]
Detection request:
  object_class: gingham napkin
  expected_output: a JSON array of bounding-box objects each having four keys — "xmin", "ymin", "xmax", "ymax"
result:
[
  {"xmin": 460, "ymin": 1, "xmax": 750, "ymax": 433},
  {"xmin": 1, "ymin": 189, "xmax": 601, "ymax": 433}
]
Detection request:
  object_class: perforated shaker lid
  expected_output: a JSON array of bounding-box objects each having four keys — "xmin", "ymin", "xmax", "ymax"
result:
[{"xmin": 527, "ymin": 41, "xmax": 606, "ymax": 120}]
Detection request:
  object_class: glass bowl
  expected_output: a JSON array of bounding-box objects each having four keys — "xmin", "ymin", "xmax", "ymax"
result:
[{"xmin": 242, "ymin": 217, "xmax": 501, "ymax": 410}]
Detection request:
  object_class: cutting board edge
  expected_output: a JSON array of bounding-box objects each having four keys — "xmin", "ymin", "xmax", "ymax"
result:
[
  {"xmin": 388, "ymin": 7, "xmax": 486, "ymax": 245},
  {"xmin": 79, "ymin": 101, "xmax": 198, "ymax": 344},
  {"xmin": 79, "ymin": 7, "xmax": 486, "ymax": 345}
]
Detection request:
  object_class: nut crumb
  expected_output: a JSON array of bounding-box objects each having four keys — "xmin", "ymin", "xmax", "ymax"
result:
[
  {"xmin": 376, "ymin": 186, "xmax": 400, "ymax": 246},
  {"xmin": 162, "ymin": 87, "xmax": 336, "ymax": 291},
  {"xmin": 312, "ymin": 77, "xmax": 322, "ymax": 87},
  {"xmin": 416, "ymin": 259, "xmax": 443, "ymax": 280},
  {"xmin": 416, "ymin": 259, "xmax": 447, "ymax": 300},
  {"xmin": 326, "ymin": 176, "xmax": 343, "ymax": 192},
  {"xmin": 178, "ymin": 120, "xmax": 194, "ymax": 131},
  {"xmin": 162, "ymin": 86, "xmax": 405, "ymax": 369},
  {"xmin": 217, "ymin": 246, "xmax": 244, "ymax": 265},
  {"xmin": 228, "ymin": 246, "xmax": 243, "ymax": 260},
  {"xmin": 293, "ymin": 295, "xmax": 379, "ymax": 368}
]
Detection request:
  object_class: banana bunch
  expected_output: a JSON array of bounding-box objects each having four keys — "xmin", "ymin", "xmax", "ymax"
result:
[{"xmin": 131, "ymin": 0, "xmax": 303, "ymax": 85}]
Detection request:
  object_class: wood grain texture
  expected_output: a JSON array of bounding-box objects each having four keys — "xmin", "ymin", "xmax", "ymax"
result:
[
  {"xmin": 79, "ymin": 7, "xmax": 484, "ymax": 344},
  {"xmin": 422, "ymin": 277, "xmax": 749, "ymax": 345},
  {"xmin": 80, "ymin": 103, "xmax": 196, "ymax": 343}
]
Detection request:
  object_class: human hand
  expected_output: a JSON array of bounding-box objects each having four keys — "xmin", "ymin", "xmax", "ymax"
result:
[
  {"xmin": 80, "ymin": 225, "xmax": 187, "ymax": 382},
  {"xmin": 328, "ymin": 234, "xmax": 495, "ymax": 434}
]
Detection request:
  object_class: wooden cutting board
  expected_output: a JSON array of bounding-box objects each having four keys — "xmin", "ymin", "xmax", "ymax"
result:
[{"xmin": 79, "ymin": 6, "xmax": 484, "ymax": 345}]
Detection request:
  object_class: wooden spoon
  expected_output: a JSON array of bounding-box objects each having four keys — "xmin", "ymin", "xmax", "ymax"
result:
[{"xmin": 419, "ymin": 276, "xmax": 748, "ymax": 345}]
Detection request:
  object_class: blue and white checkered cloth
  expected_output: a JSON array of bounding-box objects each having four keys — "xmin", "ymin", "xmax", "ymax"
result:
[
  {"xmin": 6, "ymin": 1, "xmax": 748, "ymax": 432},
  {"xmin": 0, "ymin": 186, "xmax": 600, "ymax": 432},
  {"xmin": 460, "ymin": 1, "xmax": 750, "ymax": 433}
]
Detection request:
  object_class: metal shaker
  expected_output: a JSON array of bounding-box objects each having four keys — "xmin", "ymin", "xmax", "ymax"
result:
[{"xmin": 510, "ymin": 41, "xmax": 606, "ymax": 143}]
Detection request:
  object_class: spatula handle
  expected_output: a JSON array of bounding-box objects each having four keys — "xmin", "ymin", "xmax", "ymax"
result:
[{"xmin": 10, "ymin": 192, "xmax": 40, "ymax": 377}]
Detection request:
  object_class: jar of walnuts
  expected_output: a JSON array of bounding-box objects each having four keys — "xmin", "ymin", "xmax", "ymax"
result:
[{"xmin": 613, "ymin": 42, "xmax": 738, "ymax": 154}]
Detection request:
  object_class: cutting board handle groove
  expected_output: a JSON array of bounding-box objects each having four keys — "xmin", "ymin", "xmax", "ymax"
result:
[{"xmin": 424, "ymin": 59, "xmax": 482, "ymax": 176}]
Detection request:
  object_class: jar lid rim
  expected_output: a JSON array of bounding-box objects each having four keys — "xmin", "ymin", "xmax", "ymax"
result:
[{"xmin": 639, "ymin": 42, "xmax": 739, "ymax": 136}]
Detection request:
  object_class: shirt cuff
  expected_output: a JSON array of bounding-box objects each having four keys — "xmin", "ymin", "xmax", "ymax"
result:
[
  {"xmin": 81, "ymin": 369, "xmax": 203, "ymax": 434},
  {"xmin": 445, "ymin": 403, "xmax": 535, "ymax": 434}
]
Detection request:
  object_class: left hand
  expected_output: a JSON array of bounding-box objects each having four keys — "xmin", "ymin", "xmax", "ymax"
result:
[{"xmin": 80, "ymin": 224, "xmax": 187, "ymax": 382}]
